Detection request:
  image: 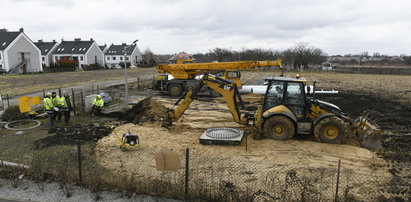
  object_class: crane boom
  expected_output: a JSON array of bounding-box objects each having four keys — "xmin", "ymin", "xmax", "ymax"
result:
[{"xmin": 156, "ymin": 59, "xmax": 283, "ymax": 79}]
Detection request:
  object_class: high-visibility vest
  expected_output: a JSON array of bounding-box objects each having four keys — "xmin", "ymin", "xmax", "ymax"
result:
[
  {"xmin": 93, "ymin": 98, "xmax": 104, "ymax": 107},
  {"xmin": 43, "ymin": 97, "xmax": 53, "ymax": 110},
  {"xmin": 51, "ymin": 96, "xmax": 60, "ymax": 106},
  {"xmin": 60, "ymin": 96, "xmax": 68, "ymax": 107}
]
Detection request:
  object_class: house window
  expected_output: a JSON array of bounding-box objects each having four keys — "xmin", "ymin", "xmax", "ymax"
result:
[
  {"xmin": 55, "ymin": 56, "xmax": 59, "ymax": 61},
  {"xmin": 0, "ymin": 54, "xmax": 2, "ymax": 60},
  {"xmin": 126, "ymin": 56, "xmax": 129, "ymax": 60},
  {"xmin": 113, "ymin": 56, "xmax": 116, "ymax": 60},
  {"xmin": 42, "ymin": 57, "xmax": 45, "ymax": 62},
  {"xmin": 107, "ymin": 57, "xmax": 110, "ymax": 60},
  {"xmin": 80, "ymin": 56, "xmax": 84, "ymax": 61},
  {"xmin": 120, "ymin": 56, "xmax": 123, "ymax": 60}
]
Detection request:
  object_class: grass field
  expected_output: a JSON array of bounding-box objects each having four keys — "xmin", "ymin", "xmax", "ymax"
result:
[{"xmin": 0, "ymin": 68, "xmax": 156, "ymax": 96}]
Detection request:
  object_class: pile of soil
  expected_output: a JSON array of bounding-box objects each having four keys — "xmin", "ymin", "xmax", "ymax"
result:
[
  {"xmin": 34, "ymin": 123, "xmax": 114, "ymax": 149},
  {"xmin": 123, "ymin": 97, "xmax": 168, "ymax": 124}
]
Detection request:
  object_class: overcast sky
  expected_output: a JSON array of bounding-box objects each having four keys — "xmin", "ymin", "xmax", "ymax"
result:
[{"xmin": 1, "ymin": 0, "xmax": 410, "ymax": 55}]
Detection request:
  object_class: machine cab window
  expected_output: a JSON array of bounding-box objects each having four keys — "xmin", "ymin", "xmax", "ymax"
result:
[
  {"xmin": 226, "ymin": 70, "xmax": 241, "ymax": 79},
  {"xmin": 264, "ymin": 81, "xmax": 285, "ymax": 110},
  {"xmin": 264, "ymin": 79, "xmax": 306, "ymax": 118}
]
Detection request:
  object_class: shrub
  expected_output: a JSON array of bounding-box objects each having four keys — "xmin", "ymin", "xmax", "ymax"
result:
[{"xmin": 1, "ymin": 105, "xmax": 27, "ymax": 122}]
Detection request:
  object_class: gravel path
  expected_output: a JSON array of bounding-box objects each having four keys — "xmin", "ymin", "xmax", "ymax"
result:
[{"xmin": 0, "ymin": 178, "xmax": 181, "ymax": 202}]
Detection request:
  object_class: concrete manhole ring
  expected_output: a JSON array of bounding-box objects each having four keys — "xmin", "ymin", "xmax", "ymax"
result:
[
  {"xmin": 4, "ymin": 119, "xmax": 41, "ymax": 131},
  {"xmin": 205, "ymin": 127, "xmax": 241, "ymax": 139}
]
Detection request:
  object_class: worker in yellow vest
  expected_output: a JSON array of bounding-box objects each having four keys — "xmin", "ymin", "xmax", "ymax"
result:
[
  {"xmin": 90, "ymin": 95, "xmax": 104, "ymax": 116},
  {"xmin": 51, "ymin": 92, "xmax": 62, "ymax": 121},
  {"xmin": 43, "ymin": 92, "xmax": 56, "ymax": 127},
  {"xmin": 59, "ymin": 91, "xmax": 72, "ymax": 124}
]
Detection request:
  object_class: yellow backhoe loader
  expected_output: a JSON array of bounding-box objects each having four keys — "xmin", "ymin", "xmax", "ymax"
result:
[{"xmin": 162, "ymin": 74, "xmax": 382, "ymax": 150}]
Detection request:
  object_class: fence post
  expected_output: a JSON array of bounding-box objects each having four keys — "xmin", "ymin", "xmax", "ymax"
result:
[
  {"xmin": 71, "ymin": 88, "xmax": 76, "ymax": 116},
  {"xmin": 80, "ymin": 90, "xmax": 85, "ymax": 115},
  {"xmin": 97, "ymin": 85, "xmax": 100, "ymax": 94},
  {"xmin": 92, "ymin": 84, "xmax": 94, "ymax": 94},
  {"xmin": 335, "ymin": 159, "xmax": 341, "ymax": 202},
  {"xmin": 77, "ymin": 132, "xmax": 83, "ymax": 184},
  {"xmin": 6, "ymin": 94, "xmax": 10, "ymax": 108},
  {"xmin": 58, "ymin": 88, "xmax": 62, "ymax": 97},
  {"xmin": 137, "ymin": 77, "xmax": 140, "ymax": 91},
  {"xmin": 185, "ymin": 148, "xmax": 190, "ymax": 199},
  {"xmin": 0, "ymin": 94, "xmax": 4, "ymax": 109},
  {"xmin": 42, "ymin": 89, "xmax": 45, "ymax": 98}
]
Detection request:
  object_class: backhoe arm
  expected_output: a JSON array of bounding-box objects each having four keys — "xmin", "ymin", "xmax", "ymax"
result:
[{"xmin": 162, "ymin": 74, "xmax": 249, "ymax": 127}]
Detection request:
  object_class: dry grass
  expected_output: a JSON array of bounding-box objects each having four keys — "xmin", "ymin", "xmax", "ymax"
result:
[
  {"xmin": 242, "ymin": 71, "xmax": 411, "ymax": 104},
  {"xmin": 0, "ymin": 68, "xmax": 156, "ymax": 96}
]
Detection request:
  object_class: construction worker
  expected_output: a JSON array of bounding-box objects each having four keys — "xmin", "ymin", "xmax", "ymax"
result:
[
  {"xmin": 51, "ymin": 92, "xmax": 62, "ymax": 121},
  {"xmin": 90, "ymin": 95, "xmax": 104, "ymax": 116},
  {"xmin": 43, "ymin": 92, "xmax": 56, "ymax": 127},
  {"xmin": 60, "ymin": 91, "xmax": 72, "ymax": 124}
]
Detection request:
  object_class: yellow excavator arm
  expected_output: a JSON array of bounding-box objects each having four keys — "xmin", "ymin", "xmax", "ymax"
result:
[{"xmin": 163, "ymin": 74, "xmax": 250, "ymax": 127}]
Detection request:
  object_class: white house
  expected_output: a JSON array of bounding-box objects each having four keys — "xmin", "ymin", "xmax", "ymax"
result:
[
  {"xmin": 0, "ymin": 28, "xmax": 42, "ymax": 73},
  {"xmin": 52, "ymin": 38, "xmax": 105, "ymax": 68},
  {"xmin": 99, "ymin": 45, "xmax": 108, "ymax": 54},
  {"xmin": 34, "ymin": 40, "xmax": 59, "ymax": 67},
  {"xmin": 105, "ymin": 43, "xmax": 142, "ymax": 68}
]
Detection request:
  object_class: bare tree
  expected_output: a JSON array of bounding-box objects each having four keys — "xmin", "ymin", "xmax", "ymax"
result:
[{"xmin": 283, "ymin": 43, "xmax": 326, "ymax": 70}]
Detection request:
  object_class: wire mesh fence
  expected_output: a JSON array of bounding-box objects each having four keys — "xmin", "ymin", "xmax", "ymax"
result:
[{"xmin": 0, "ymin": 136, "xmax": 410, "ymax": 201}]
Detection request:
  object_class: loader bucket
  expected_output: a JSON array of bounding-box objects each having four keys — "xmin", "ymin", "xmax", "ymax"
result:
[{"xmin": 355, "ymin": 116, "xmax": 382, "ymax": 150}]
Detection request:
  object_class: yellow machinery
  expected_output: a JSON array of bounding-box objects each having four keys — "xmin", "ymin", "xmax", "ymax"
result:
[
  {"xmin": 115, "ymin": 131, "xmax": 140, "ymax": 149},
  {"xmin": 163, "ymin": 74, "xmax": 382, "ymax": 149},
  {"xmin": 155, "ymin": 59, "xmax": 283, "ymax": 96}
]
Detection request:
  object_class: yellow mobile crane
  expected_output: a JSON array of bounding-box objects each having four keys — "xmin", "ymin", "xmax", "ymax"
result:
[
  {"xmin": 154, "ymin": 59, "xmax": 283, "ymax": 96},
  {"xmin": 162, "ymin": 74, "xmax": 382, "ymax": 150}
]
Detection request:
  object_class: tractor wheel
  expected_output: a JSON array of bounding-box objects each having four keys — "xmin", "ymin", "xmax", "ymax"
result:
[
  {"xmin": 314, "ymin": 116, "xmax": 347, "ymax": 144},
  {"xmin": 263, "ymin": 116, "xmax": 295, "ymax": 140},
  {"xmin": 168, "ymin": 84, "xmax": 183, "ymax": 97}
]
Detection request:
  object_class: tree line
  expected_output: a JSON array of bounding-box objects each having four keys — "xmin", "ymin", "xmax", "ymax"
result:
[{"xmin": 143, "ymin": 43, "xmax": 327, "ymax": 70}]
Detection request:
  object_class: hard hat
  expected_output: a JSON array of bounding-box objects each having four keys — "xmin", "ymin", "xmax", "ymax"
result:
[
  {"xmin": 96, "ymin": 95, "xmax": 101, "ymax": 98},
  {"xmin": 99, "ymin": 93, "xmax": 105, "ymax": 97},
  {"xmin": 46, "ymin": 92, "xmax": 52, "ymax": 96}
]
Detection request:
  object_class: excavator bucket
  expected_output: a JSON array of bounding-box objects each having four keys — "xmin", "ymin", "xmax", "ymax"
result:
[{"xmin": 354, "ymin": 115, "xmax": 382, "ymax": 150}]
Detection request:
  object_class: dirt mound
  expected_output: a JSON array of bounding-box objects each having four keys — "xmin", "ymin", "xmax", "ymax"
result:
[
  {"xmin": 34, "ymin": 124, "xmax": 114, "ymax": 149},
  {"xmin": 123, "ymin": 97, "xmax": 168, "ymax": 124}
]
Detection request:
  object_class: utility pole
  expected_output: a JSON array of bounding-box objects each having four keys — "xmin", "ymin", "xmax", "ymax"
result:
[{"xmin": 124, "ymin": 39, "xmax": 138, "ymax": 107}]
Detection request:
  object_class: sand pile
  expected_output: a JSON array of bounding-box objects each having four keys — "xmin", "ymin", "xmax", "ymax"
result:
[{"xmin": 123, "ymin": 97, "xmax": 168, "ymax": 124}]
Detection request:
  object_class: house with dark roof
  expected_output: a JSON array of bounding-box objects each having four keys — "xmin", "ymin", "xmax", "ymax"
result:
[
  {"xmin": 105, "ymin": 43, "xmax": 142, "ymax": 68},
  {"xmin": 168, "ymin": 52, "xmax": 195, "ymax": 63},
  {"xmin": 99, "ymin": 45, "xmax": 108, "ymax": 54},
  {"xmin": 34, "ymin": 40, "xmax": 59, "ymax": 67},
  {"xmin": 0, "ymin": 28, "xmax": 42, "ymax": 73},
  {"xmin": 52, "ymin": 38, "xmax": 105, "ymax": 68}
]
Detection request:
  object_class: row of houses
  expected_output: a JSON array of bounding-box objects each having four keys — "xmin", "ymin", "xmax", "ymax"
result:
[{"xmin": 0, "ymin": 28, "xmax": 143, "ymax": 73}]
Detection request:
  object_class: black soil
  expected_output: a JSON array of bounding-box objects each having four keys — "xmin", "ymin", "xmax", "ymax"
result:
[
  {"xmin": 318, "ymin": 91, "xmax": 411, "ymax": 186},
  {"xmin": 34, "ymin": 124, "xmax": 113, "ymax": 149}
]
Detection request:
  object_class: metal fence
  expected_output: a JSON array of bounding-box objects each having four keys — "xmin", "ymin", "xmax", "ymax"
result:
[{"xmin": 0, "ymin": 135, "xmax": 409, "ymax": 201}]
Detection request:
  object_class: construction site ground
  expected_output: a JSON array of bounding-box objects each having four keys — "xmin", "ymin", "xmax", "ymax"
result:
[{"xmin": 0, "ymin": 71, "xmax": 410, "ymax": 199}]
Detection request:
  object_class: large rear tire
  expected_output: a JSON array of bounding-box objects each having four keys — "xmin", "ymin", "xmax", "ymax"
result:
[
  {"xmin": 168, "ymin": 84, "xmax": 183, "ymax": 97},
  {"xmin": 263, "ymin": 116, "xmax": 295, "ymax": 140},
  {"xmin": 314, "ymin": 116, "xmax": 347, "ymax": 144}
]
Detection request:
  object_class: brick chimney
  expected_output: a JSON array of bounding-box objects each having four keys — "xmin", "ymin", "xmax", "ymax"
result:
[
  {"xmin": 74, "ymin": 38, "xmax": 81, "ymax": 42},
  {"xmin": 19, "ymin": 28, "xmax": 24, "ymax": 32},
  {"xmin": 38, "ymin": 39, "xmax": 43, "ymax": 43}
]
